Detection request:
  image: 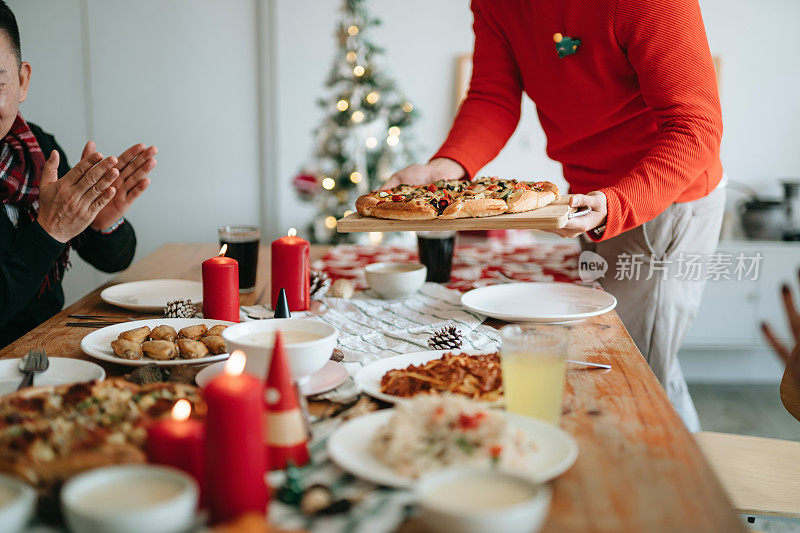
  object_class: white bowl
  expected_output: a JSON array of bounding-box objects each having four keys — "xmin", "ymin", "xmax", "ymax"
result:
[
  {"xmin": 365, "ymin": 262, "xmax": 427, "ymax": 299},
  {"xmin": 62, "ymin": 465, "xmax": 198, "ymax": 533},
  {"xmin": 0, "ymin": 474, "xmax": 36, "ymax": 533},
  {"xmin": 414, "ymin": 468, "xmax": 552, "ymax": 533},
  {"xmin": 222, "ymin": 318, "xmax": 338, "ymax": 383}
]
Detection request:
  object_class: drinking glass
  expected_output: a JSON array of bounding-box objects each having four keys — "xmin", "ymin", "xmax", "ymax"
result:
[
  {"xmin": 500, "ymin": 324, "xmax": 569, "ymax": 425},
  {"xmin": 218, "ymin": 225, "xmax": 261, "ymax": 293},
  {"xmin": 416, "ymin": 231, "xmax": 456, "ymax": 283}
]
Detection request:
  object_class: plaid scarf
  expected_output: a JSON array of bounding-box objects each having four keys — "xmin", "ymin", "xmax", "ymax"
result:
[{"xmin": 0, "ymin": 113, "xmax": 70, "ymax": 294}]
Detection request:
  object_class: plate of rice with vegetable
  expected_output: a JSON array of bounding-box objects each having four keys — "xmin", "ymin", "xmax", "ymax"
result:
[{"xmin": 327, "ymin": 394, "xmax": 578, "ymax": 488}]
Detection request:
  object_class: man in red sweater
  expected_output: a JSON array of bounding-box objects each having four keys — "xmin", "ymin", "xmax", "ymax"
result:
[{"xmin": 388, "ymin": 0, "xmax": 725, "ymax": 430}]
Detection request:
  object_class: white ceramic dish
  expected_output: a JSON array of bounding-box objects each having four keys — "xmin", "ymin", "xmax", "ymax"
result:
[
  {"xmin": 415, "ymin": 468, "xmax": 552, "ymax": 533},
  {"xmin": 222, "ymin": 319, "xmax": 338, "ymax": 384},
  {"xmin": 327, "ymin": 409, "xmax": 578, "ymax": 489},
  {"xmin": 100, "ymin": 279, "xmax": 203, "ymax": 312},
  {"xmin": 62, "ymin": 465, "xmax": 198, "ymax": 533},
  {"xmin": 365, "ymin": 262, "xmax": 427, "ymax": 299},
  {"xmin": 0, "ymin": 358, "xmax": 105, "ymax": 397},
  {"xmin": 355, "ymin": 350, "xmax": 498, "ymax": 404},
  {"xmin": 196, "ymin": 359, "xmax": 349, "ymax": 396},
  {"xmin": 80, "ymin": 318, "xmax": 235, "ymax": 367},
  {"xmin": 0, "ymin": 474, "xmax": 36, "ymax": 533},
  {"xmin": 461, "ymin": 282, "xmax": 616, "ymax": 323}
]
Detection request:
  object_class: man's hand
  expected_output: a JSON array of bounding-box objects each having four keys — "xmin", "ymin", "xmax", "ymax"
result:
[
  {"xmin": 84, "ymin": 141, "xmax": 157, "ymax": 231},
  {"xmin": 550, "ymin": 191, "xmax": 608, "ymax": 239},
  {"xmin": 383, "ymin": 158, "xmax": 465, "ymax": 189},
  {"xmin": 762, "ymin": 272, "xmax": 800, "ymax": 386},
  {"xmin": 37, "ymin": 150, "xmax": 119, "ymax": 243}
]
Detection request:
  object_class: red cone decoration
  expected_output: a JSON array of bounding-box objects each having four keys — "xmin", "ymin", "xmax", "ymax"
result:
[{"xmin": 264, "ymin": 331, "xmax": 310, "ymax": 469}]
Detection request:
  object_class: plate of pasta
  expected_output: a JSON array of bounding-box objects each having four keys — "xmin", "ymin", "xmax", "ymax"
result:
[{"xmin": 354, "ymin": 350, "xmax": 503, "ymax": 404}]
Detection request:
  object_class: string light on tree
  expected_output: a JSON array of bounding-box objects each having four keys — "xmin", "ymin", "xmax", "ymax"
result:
[
  {"xmin": 292, "ymin": 0, "xmax": 419, "ymax": 244},
  {"xmin": 324, "ymin": 216, "xmax": 338, "ymax": 229},
  {"xmin": 343, "ymin": 210, "xmax": 354, "ymax": 217}
]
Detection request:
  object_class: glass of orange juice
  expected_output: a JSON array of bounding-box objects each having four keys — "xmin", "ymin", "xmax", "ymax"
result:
[{"xmin": 500, "ymin": 324, "xmax": 569, "ymax": 425}]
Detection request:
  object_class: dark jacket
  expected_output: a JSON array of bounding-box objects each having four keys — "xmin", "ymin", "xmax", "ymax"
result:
[{"xmin": 0, "ymin": 123, "xmax": 136, "ymax": 347}]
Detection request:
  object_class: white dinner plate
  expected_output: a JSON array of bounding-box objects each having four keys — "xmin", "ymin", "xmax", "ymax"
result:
[
  {"xmin": 195, "ymin": 360, "xmax": 349, "ymax": 396},
  {"xmin": 0, "ymin": 357, "xmax": 105, "ymax": 397},
  {"xmin": 100, "ymin": 279, "xmax": 203, "ymax": 312},
  {"xmin": 355, "ymin": 350, "xmax": 498, "ymax": 405},
  {"xmin": 461, "ymin": 282, "xmax": 616, "ymax": 323},
  {"xmin": 80, "ymin": 318, "xmax": 235, "ymax": 367},
  {"xmin": 328, "ymin": 409, "xmax": 578, "ymax": 489}
]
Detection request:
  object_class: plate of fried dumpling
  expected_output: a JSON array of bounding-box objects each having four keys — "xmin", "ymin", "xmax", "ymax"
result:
[{"xmin": 80, "ymin": 318, "xmax": 236, "ymax": 366}]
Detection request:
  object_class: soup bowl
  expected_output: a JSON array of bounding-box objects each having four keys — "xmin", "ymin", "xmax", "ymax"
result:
[
  {"xmin": 365, "ymin": 261, "xmax": 427, "ymax": 299},
  {"xmin": 222, "ymin": 318, "xmax": 338, "ymax": 383}
]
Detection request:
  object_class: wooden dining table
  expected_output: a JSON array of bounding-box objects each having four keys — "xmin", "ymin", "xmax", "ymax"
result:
[{"xmin": 0, "ymin": 243, "xmax": 746, "ymax": 532}]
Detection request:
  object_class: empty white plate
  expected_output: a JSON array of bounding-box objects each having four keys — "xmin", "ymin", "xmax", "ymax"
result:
[
  {"xmin": 461, "ymin": 282, "xmax": 616, "ymax": 323},
  {"xmin": 195, "ymin": 359, "xmax": 349, "ymax": 397},
  {"xmin": 100, "ymin": 279, "xmax": 203, "ymax": 312},
  {"xmin": 0, "ymin": 357, "xmax": 105, "ymax": 397},
  {"xmin": 80, "ymin": 318, "xmax": 234, "ymax": 367},
  {"xmin": 328, "ymin": 409, "xmax": 578, "ymax": 489}
]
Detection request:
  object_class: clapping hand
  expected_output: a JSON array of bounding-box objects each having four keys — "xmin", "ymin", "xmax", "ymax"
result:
[
  {"xmin": 761, "ymin": 270, "xmax": 800, "ymax": 386},
  {"xmin": 84, "ymin": 141, "xmax": 157, "ymax": 231}
]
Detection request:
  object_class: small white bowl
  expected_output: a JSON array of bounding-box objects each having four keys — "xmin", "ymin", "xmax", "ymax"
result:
[
  {"xmin": 365, "ymin": 262, "xmax": 427, "ymax": 299},
  {"xmin": 222, "ymin": 318, "xmax": 338, "ymax": 383},
  {"xmin": 0, "ymin": 474, "xmax": 36, "ymax": 533},
  {"xmin": 414, "ymin": 468, "xmax": 552, "ymax": 533},
  {"xmin": 61, "ymin": 465, "xmax": 198, "ymax": 533}
]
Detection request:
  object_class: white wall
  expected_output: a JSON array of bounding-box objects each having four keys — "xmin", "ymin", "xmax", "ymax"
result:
[{"xmin": 11, "ymin": 0, "xmax": 263, "ymax": 305}]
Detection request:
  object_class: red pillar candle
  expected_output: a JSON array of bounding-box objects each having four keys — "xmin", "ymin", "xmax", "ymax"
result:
[
  {"xmin": 271, "ymin": 228, "xmax": 310, "ymax": 312},
  {"xmin": 204, "ymin": 351, "xmax": 269, "ymax": 524},
  {"xmin": 146, "ymin": 399, "xmax": 205, "ymax": 502},
  {"xmin": 202, "ymin": 244, "xmax": 240, "ymax": 322}
]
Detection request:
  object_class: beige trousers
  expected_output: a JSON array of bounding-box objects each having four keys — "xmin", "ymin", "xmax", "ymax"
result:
[{"xmin": 582, "ymin": 187, "xmax": 726, "ymax": 431}]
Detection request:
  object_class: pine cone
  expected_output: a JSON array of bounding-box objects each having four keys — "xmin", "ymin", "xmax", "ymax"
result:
[
  {"xmin": 427, "ymin": 325, "xmax": 463, "ymax": 350},
  {"xmin": 310, "ymin": 269, "xmax": 331, "ymax": 300},
  {"xmin": 163, "ymin": 298, "xmax": 198, "ymax": 318}
]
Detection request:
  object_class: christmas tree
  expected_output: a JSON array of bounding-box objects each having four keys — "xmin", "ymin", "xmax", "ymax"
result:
[{"xmin": 293, "ymin": 0, "xmax": 419, "ymax": 243}]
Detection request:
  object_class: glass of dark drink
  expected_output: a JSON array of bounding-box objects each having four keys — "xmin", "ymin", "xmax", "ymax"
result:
[
  {"xmin": 218, "ymin": 225, "xmax": 261, "ymax": 293},
  {"xmin": 417, "ymin": 231, "xmax": 456, "ymax": 283}
]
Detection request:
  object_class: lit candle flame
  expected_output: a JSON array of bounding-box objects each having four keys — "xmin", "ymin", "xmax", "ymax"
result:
[
  {"xmin": 172, "ymin": 399, "xmax": 191, "ymax": 421},
  {"xmin": 225, "ymin": 350, "xmax": 246, "ymax": 376},
  {"xmin": 287, "ymin": 228, "xmax": 297, "ymax": 237},
  {"xmin": 218, "ymin": 244, "xmax": 228, "ymax": 257}
]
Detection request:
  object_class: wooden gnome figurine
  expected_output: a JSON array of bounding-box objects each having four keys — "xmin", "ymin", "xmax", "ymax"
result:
[{"xmin": 264, "ymin": 331, "xmax": 310, "ymax": 470}]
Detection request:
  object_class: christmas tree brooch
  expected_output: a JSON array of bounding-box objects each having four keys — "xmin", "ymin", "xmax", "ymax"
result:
[{"xmin": 553, "ymin": 33, "xmax": 581, "ymax": 58}]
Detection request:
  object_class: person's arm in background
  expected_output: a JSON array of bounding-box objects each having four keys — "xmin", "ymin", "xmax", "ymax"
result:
[
  {"xmin": 57, "ymin": 140, "xmax": 155, "ymax": 273},
  {"xmin": 762, "ymin": 271, "xmax": 800, "ymax": 387},
  {"xmin": 565, "ymin": 0, "xmax": 723, "ymax": 240},
  {"xmin": 0, "ymin": 151, "xmax": 119, "ymax": 327},
  {"xmin": 386, "ymin": 0, "xmax": 523, "ymax": 188}
]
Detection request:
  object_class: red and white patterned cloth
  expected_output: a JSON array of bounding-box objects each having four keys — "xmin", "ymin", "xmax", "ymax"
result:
[{"xmin": 315, "ymin": 242, "xmax": 583, "ymax": 293}]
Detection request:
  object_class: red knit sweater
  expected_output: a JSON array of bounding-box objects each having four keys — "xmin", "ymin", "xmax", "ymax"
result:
[{"xmin": 432, "ymin": 0, "xmax": 723, "ymax": 241}]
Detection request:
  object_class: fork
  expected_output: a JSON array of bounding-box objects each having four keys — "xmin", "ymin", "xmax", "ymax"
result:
[{"xmin": 17, "ymin": 349, "xmax": 49, "ymax": 390}]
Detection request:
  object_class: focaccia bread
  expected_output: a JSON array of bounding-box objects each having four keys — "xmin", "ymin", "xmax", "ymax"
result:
[{"xmin": 355, "ymin": 177, "xmax": 559, "ymax": 221}]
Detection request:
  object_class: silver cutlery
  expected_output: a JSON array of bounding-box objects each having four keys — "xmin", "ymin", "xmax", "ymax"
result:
[
  {"xmin": 17, "ymin": 349, "xmax": 49, "ymax": 390},
  {"xmin": 66, "ymin": 322, "xmax": 129, "ymax": 328},
  {"xmin": 567, "ymin": 359, "xmax": 611, "ymax": 370},
  {"xmin": 68, "ymin": 315, "xmax": 136, "ymax": 321}
]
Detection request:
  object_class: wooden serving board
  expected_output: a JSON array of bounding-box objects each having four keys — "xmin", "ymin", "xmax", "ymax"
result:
[{"xmin": 337, "ymin": 195, "xmax": 575, "ymax": 233}]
